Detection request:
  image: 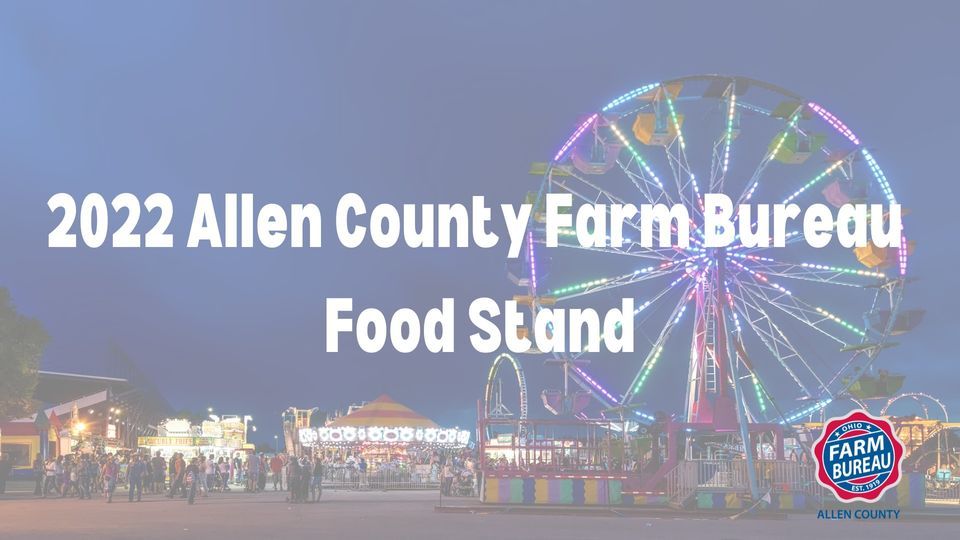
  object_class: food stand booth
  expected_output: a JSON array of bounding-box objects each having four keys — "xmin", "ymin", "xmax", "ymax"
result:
[{"xmin": 138, "ymin": 415, "xmax": 254, "ymax": 459}]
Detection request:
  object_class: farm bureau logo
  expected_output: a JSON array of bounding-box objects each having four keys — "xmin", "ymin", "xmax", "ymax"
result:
[{"xmin": 813, "ymin": 410, "xmax": 904, "ymax": 503}]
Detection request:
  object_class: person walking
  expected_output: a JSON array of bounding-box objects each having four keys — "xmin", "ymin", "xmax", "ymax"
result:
[
  {"xmin": 244, "ymin": 453, "xmax": 258, "ymax": 493},
  {"xmin": 270, "ymin": 454, "xmax": 283, "ymax": 491},
  {"xmin": 53, "ymin": 456, "xmax": 65, "ymax": 497},
  {"xmin": 0, "ymin": 454, "xmax": 11, "ymax": 494},
  {"xmin": 442, "ymin": 461, "xmax": 454, "ymax": 496},
  {"xmin": 166, "ymin": 453, "xmax": 176, "ymax": 495},
  {"xmin": 358, "ymin": 457, "xmax": 368, "ymax": 490},
  {"xmin": 151, "ymin": 451, "xmax": 166, "ymax": 494},
  {"xmin": 232, "ymin": 453, "xmax": 243, "ymax": 486},
  {"xmin": 297, "ymin": 456, "xmax": 310, "ymax": 503},
  {"xmin": 311, "ymin": 457, "xmax": 324, "ymax": 502},
  {"xmin": 204, "ymin": 455, "xmax": 216, "ymax": 495},
  {"xmin": 185, "ymin": 458, "xmax": 200, "ymax": 505},
  {"xmin": 78, "ymin": 455, "xmax": 92, "ymax": 499},
  {"xmin": 71, "ymin": 456, "xmax": 84, "ymax": 497},
  {"xmin": 87, "ymin": 456, "xmax": 106, "ymax": 498},
  {"xmin": 287, "ymin": 455, "xmax": 301, "ymax": 503},
  {"xmin": 32, "ymin": 453, "xmax": 43, "ymax": 496},
  {"xmin": 117, "ymin": 455, "xmax": 128, "ymax": 494},
  {"xmin": 143, "ymin": 456, "xmax": 153, "ymax": 494},
  {"xmin": 95, "ymin": 455, "xmax": 106, "ymax": 496},
  {"xmin": 218, "ymin": 457, "xmax": 231, "ymax": 492},
  {"xmin": 62, "ymin": 456, "xmax": 77, "ymax": 498},
  {"xmin": 257, "ymin": 454, "xmax": 268, "ymax": 492},
  {"xmin": 127, "ymin": 455, "xmax": 145, "ymax": 502},
  {"xmin": 167, "ymin": 453, "xmax": 186, "ymax": 498},
  {"xmin": 196, "ymin": 455, "xmax": 207, "ymax": 498},
  {"xmin": 101, "ymin": 454, "xmax": 119, "ymax": 503},
  {"xmin": 42, "ymin": 457, "xmax": 57, "ymax": 497},
  {"xmin": 176, "ymin": 453, "xmax": 186, "ymax": 497}
]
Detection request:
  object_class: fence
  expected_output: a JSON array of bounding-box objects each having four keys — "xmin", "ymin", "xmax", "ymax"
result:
[
  {"xmin": 666, "ymin": 459, "xmax": 816, "ymax": 503},
  {"xmin": 925, "ymin": 481, "xmax": 960, "ymax": 503},
  {"xmin": 321, "ymin": 466, "xmax": 440, "ymax": 490}
]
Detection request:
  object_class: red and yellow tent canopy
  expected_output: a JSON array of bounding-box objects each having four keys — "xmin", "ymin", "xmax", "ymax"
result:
[{"xmin": 328, "ymin": 394, "xmax": 438, "ymax": 429}]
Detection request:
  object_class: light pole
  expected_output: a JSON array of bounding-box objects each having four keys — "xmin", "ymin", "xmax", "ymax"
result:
[
  {"xmin": 243, "ymin": 415, "xmax": 253, "ymax": 444},
  {"xmin": 72, "ymin": 421, "xmax": 87, "ymax": 451},
  {"xmin": 274, "ymin": 435, "xmax": 279, "ymax": 453}
]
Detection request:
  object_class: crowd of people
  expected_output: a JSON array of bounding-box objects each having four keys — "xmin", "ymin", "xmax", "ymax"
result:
[
  {"xmin": 441, "ymin": 452, "xmax": 477, "ymax": 497},
  {"xmin": 19, "ymin": 449, "xmax": 327, "ymax": 504},
  {"xmin": 3, "ymin": 447, "xmax": 480, "ymax": 502}
]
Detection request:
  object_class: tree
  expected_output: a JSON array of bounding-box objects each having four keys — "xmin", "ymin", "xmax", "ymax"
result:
[
  {"xmin": 254, "ymin": 442, "xmax": 275, "ymax": 454},
  {"xmin": 0, "ymin": 288, "xmax": 49, "ymax": 421},
  {"xmin": 172, "ymin": 409, "xmax": 209, "ymax": 424}
]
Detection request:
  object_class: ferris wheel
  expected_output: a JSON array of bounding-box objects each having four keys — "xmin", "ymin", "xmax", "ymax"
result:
[{"xmin": 517, "ymin": 75, "xmax": 917, "ymax": 429}]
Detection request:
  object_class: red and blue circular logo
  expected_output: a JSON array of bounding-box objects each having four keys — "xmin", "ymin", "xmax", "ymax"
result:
[{"xmin": 812, "ymin": 410, "xmax": 904, "ymax": 503}]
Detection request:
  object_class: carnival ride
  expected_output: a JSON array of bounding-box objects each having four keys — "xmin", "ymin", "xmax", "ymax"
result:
[
  {"xmin": 484, "ymin": 75, "xmax": 928, "ymax": 502},
  {"xmin": 484, "ymin": 353, "xmax": 528, "ymax": 421},
  {"xmin": 281, "ymin": 407, "xmax": 318, "ymax": 456}
]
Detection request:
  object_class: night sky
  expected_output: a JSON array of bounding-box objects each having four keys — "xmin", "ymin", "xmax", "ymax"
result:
[{"xmin": 1, "ymin": 1, "xmax": 957, "ymax": 444}]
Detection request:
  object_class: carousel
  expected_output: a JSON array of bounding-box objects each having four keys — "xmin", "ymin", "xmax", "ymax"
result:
[{"xmin": 294, "ymin": 395, "xmax": 470, "ymax": 468}]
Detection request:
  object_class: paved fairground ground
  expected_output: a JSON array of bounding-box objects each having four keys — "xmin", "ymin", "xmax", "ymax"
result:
[{"xmin": 1, "ymin": 482, "xmax": 958, "ymax": 540}]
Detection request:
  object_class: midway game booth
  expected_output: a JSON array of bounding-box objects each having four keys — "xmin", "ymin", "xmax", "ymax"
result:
[
  {"xmin": 137, "ymin": 415, "xmax": 254, "ymax": 460},
  {"xmin": 294, "ymin": 395, "xmax": 471, "ymax": 489}
]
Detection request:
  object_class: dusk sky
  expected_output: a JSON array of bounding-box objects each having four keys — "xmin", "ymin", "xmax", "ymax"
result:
[{"xmin": 1, "ymin": 2, "xmax": 957, "ymax": 444}]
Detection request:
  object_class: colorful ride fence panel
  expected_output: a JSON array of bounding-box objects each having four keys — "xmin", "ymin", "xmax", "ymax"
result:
[
  {"xmin": 694, "ymin": 491, "xmax": 807, "ymax": 510},
  {"xmin": 816, "ymin": 471, "xmax": 925, "ymax": 509},
  {"xmin": 481, "ymin": 474, "xmax": 668, "ymax": 507},
  {"xmin": 693, "ymin": 472, "xmax": 925, "ymax": 511},
  {"xmin": 886, "ymin": 472, "xmax": 926, "ymax": 509}
]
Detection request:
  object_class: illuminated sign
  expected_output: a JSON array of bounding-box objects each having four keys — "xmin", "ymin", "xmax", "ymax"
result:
[
  {"xmin": 138, "ymin": 436, "xmax": 244, "ymax": 449},
  {"xmin": 298, "ymin": 426, "xmax": 471, "ymax": 447},
  {"xmin": 155, "ymin": 416, "xmax": 248, "ymax": 445},
  {"xmin": 201, "ymin": 420, "xmax": 224, "ymax": 438},
  {"xmin": 160, "ymin": 418, "xmax": 192, "ymax": 436},
  {"xmin": 139, "ymin": 436, "xmax": 198, "ymax": 447}
]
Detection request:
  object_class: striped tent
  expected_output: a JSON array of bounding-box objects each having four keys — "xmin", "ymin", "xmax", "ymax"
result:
[{"xmin": 328, "ymin": 394, "xmax": 438, "ymax": 428}]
